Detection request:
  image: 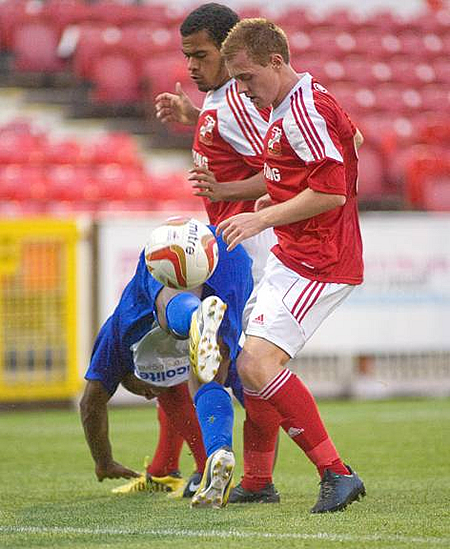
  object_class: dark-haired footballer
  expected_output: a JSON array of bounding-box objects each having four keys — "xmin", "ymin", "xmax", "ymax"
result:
[
  {"xmin": 153, "ymin": 4, "xmax": 281, "ymax": 506},
  {"xmin": 80, "ymin": 226, "xmax": 253, "ymax": 509}
]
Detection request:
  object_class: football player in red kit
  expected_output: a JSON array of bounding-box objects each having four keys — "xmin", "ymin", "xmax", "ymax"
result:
[
  {"xmin": 155, "ymin": 4, "xmax": 276, "ymax": 286},
  {"xmin": 219, "ymin": 18, "xmax": 366, "ymax": 513}
]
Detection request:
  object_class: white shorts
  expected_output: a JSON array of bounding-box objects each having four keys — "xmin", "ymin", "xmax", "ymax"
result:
[
  {"xmin": 244, "ymin": 253, "xmax": 354, "ymax": 358},
  {"xmin": 241, "ymin": 228, "xmax": 277, "ymax": 287}
]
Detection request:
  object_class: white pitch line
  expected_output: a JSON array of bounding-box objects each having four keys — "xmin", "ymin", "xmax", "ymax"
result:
[{"xmin": 0, "ymin": 526, "xmax": 448, "ymax": 545}]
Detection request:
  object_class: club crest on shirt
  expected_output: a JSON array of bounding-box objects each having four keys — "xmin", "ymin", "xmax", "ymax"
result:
[
  {"xmin": 313, "ymin": 82, "xmax": 328, "ymax": 93},
  {"xmin": 267, "ymin": 126, "xmax": 282, "ymax": 156},
  {"xmin": 199, "ymin": 114, "xmax": 216, "ymax": 145}
]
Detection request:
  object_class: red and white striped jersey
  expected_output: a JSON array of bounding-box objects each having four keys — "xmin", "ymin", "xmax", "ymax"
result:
[
  {"xmin": 264, "ymin": 73, "xmax": 363, "ymax": 284},
  {"xmin": 192, "ymin": 78, "xmax": 269, "ymax": 226}
]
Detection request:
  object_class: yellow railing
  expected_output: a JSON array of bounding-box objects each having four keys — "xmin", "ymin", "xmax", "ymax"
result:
[{"xmin": 0, "ymin": 219, "xmax": 79, "ymax": 401}]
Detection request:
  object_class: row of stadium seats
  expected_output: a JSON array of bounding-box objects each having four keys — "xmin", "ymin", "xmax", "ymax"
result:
[
  {"xmin": 1, "ymin": 1, "xmax": 449, "ymax": 211},
  {"xmin": 0, "ymin": 163, "xmax": 201, "ymax": 203},
  {"xmin": 1, "ymin": 116, "xmax": 449, "ymax": 213},
  {"xmin": 0, "ymin": 120, "xmax": 203, "ymax": 214},
  {"xmin": 0, "ymin": 123, "xmax": 143, "ymax": 166}
]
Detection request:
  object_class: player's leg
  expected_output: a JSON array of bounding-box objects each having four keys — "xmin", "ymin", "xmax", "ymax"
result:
[
  {"xmin": 189, "ymin": 299, "xmax": 235, "ymax": 509},
  {"xmin": 236, "ymin": 258, "xmax": 365, "ymax": 513},
  {"xmin": 190, "ymin": 380, "xmax": 235, "ymax": 509},
  {"xmin": 114, "ymin": 289, "xmax": 207, "ymax": 496},
  {"xmin": 112, "ymin": 403, "xmax": 185, "ymax": 494},
  {"xmin": 228, "ymin": 391, "xmax": 281, "ymax": 503},
  {"xmin": 225, "ymin": 357, "xmax": 281, "ymax": 504},
  {"xmin": 149, "ymin": 404, "xmax": 204, "ymax": 499},
  {"xmin": 145, "ymin": 404, "xmax": 185, "ymax": 493},
  {"xmin": 157, "ymin": 383, "xmax": 207, "ymax": 471}
]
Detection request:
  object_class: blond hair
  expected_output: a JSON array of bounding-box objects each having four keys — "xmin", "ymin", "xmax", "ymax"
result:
[{"xmin": 221, "ymin": 18, "xmax": 290, "ymax": 66}]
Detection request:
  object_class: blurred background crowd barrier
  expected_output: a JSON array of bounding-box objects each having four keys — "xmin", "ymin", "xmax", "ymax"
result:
[{"xmin": 0, "ymin": 0, "xmax": 449, "ymax": 405}]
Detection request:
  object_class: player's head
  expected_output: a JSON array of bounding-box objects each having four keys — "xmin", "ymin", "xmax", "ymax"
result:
[
  {"xmin": 222, "ymin": 18, "xmax": 291, "ymax": 109},
  {"xmin": 180, "ymin": 3, "xmax": 239, "ymax": 92}
]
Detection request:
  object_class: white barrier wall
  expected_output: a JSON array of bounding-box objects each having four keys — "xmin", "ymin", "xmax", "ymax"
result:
[
  {"xmin": 96, "ymin": 212, "xmax": 450, "ymax": 399},
  {"xmin": 97, "ymin": 212, "xmax": 450, "ymax": 351},
  {"xmin": 307, "ymin": 212, "xmax": 450, "ymax": 354}
]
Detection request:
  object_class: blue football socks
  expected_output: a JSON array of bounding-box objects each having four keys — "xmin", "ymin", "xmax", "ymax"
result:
[
  {"xmin": 165, "ymin": 292, "xmax": 201, "ymax": 338},
  {"xmin": 194, "ymin": 381, "xmax": 233, "ymax": 456}
]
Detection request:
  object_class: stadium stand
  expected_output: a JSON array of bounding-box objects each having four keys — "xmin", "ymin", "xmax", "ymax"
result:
[{"xmin": 0, "ymin": 0, "xmax": 449, "ymax": 211}]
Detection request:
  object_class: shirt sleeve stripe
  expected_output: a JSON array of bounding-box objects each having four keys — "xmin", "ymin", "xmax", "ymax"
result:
[
  {"xmin": 290, "ymin": 93, "xmax": 322, "ymax": 161},
  {"xmin": 232, "ymin": 82, "xmax": 265, "ymax": 151},
  {"xmin": 226, "ymin": 87, "xmax": 263, "ymax": 156}
]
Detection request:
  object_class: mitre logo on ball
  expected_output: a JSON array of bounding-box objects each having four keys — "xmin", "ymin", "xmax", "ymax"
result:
[{"xmin": 145, "ymin": 217, "xmax": 219, "ymax": 290}]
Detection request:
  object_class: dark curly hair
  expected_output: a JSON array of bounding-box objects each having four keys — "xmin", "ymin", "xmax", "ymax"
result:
[{"xmin": 180, "ymin": 3, "xmax": 239, "ymax": 48}]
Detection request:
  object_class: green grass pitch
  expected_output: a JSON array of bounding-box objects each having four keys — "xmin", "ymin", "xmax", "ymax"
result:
[{"xmin": 1, "ymin": 398, "xmax": 449, "ymax": 549}]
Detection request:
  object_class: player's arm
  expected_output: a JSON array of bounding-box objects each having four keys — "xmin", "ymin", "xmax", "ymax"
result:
[
  {"xmin": 189, "ymin": 169, "xmax": 267, "ymax": 202},
  {"xmin": 79, "ymin": 380, "xmax": 140, "ymax": 482},
  {"xmin": 155, "ymin": 82, "xmax": 200, "ymax": 126},
  {"xmin": 120, "ymin": 372, "xmax": 162, "ymax": 399},
  {"xmin": 218, "ymin": 160, "xmax": 346, "ymax": 250},
  {"xmin": 218, "ymin": 187, "xmax": 344, "ymax": 250}
]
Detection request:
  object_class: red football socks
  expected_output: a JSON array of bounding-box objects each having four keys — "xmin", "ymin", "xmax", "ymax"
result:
[
  {"xmin": 147, "ymin": 403, "xmax": 183, "ymax": 477},
  {"xmin": 148, "ymin": 383, "xmax": 207, "ymax": 476},
  {"xmin": 263, "ymin": 369, "xmax": 349, "ymax": 478},
  {"xmin": 240, "ymin": 391, "xmax": 281, "ymax": 491}
]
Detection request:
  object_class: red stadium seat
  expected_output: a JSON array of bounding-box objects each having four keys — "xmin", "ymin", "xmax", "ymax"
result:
[
  {"xmin": 12, "ymin": 17, "xmax": 65, "ymax": 73},
  {"xmin": 43, "ymin": 0, "xmax": 89, "ymax": 32},
  {"xmin": 421, "ymin": 173, "xmax": 450, "ymax": 210},
  {"xmin": 404, "ymin": 145, "xmax": 446, "ymax": 207},
  {"xmin": 141, "ymin": 54, "xmax": 188, "ymax": 99},
  {"xmin": 72, "ymin": 24, "xmax": 118, "ymax": 81},
  {"xmin": 89, "ymin": 48, "xmax": 142, "ymax": 104},
  {"xmin": 94, "ymin": 164, "xmax": 145, "ymax": 201},
  {"xmin": 46, "ymin": 164, "xmax": 93, "ymax": 201},
  {"xmin": 88, "ymin": 133, "xmax": 141, "ymax": 166},
  {"xmin": 0, "ymin": 130, "xmax": 46, "ymax": 164},
  {"xmin": 433, "ymin": 58, "xmax": 450, "ymax": 84},
  {"xmin": 121, "ymin": 24, "xmax": 180, "ymax": 58},
  {"xmin": 356, "ymin": 145, "xmax": 387, "ymax": 202},
  {"xmin": 0, "ymin": 0, "xmax": 33, "ymax": 52},
  {"xmin": 421, "ymin": 84, "xmax": 450, "ymax": 111},
  {"xmin": 44, "ymin": 139, "xmax": 84, "ymax": 164},
  {"xmin": 0, "ymin": 164, "xmax": 47, "ymax": 200}
]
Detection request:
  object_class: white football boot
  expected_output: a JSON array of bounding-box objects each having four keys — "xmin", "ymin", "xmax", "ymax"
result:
[
  {"xmin": 191, "ymin": 448, "xmax": 235, "ymax": 509},
  {"xmin": 189, "ymin": 296, "xmax": 227, "ymax": 383}
]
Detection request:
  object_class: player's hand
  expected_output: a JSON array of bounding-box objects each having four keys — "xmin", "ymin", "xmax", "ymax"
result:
[
  {"xmin": 95, "ymin": 461, "xmax": 140, "ymax": 482},
  {"xmin": 189, "ymin": 167, "xmax": 227, "ymax": 202},
  {"xmin": 255, "ymin": 193, "xmax": 273, "ymax": 211},
  {"xmin": 155, "ymin": 82, "xmax": 199, "ymax": 126},
  {"xmin": 217, "ymin": 213, "xmax": 267, "ymax": 251},
  {"xmin": 121, "ymin": 372, "xmax": 162, "ymax": 400}
]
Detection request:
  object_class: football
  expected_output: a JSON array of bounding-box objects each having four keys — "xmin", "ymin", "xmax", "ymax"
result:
[{"xmin": 145, "ymin": 217, "xmax": 219, "ymax": 289}]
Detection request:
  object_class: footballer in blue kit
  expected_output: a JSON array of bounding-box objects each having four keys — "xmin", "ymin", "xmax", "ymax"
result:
[{"xmin": 80, "ymin": 227, "xmax": 253, "ymax": 506}]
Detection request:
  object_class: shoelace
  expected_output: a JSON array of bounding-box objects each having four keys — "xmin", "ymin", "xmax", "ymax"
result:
[{"xmin": 318, "ymin": 475, "xmax": 339, "ymax": 499}]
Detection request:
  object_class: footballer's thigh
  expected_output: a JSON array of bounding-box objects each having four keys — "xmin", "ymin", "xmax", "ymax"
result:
[{"xmin": 243, "ymin": 254, "xmax": 354, "ymax": 384}]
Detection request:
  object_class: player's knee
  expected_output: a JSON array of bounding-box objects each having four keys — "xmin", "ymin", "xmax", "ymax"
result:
[
  {"xmin": 237, "ymin": 342, "xmax": 289, "ymax": 391},
  {"xmin": 236, "ymin": 350, "xmax": 260, "ymax": 388},
  {"xmin": 165, "ymin": 292, "xmax": 201, "ymax": 338}
]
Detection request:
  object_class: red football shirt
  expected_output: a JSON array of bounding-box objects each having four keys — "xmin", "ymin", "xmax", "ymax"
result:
[
  {"xmin": 192, "ymin": 79, "xmax": 269, "ymax": 225},
  {"xmin": 264, "ymin": 73, "xmax": 363, "ymax": 284}
]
